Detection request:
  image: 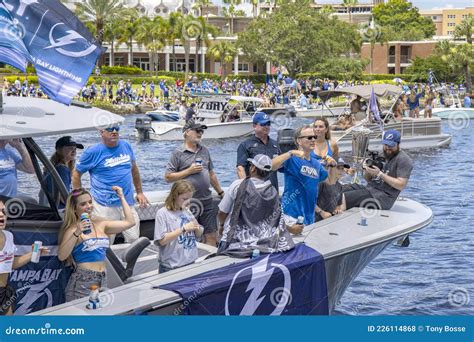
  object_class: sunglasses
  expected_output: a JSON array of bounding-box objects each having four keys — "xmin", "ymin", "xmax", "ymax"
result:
[
  {"xmin": 258, "ymin": 122, "xmax": 271, "ymax": 127},
  {"xmin": 71, "ymin": 188, "xmax": 88, "ymax": 197},
  {"xmin": 299, "ymin": 135, "xmax": 317, "ymax": 141},
  {"xmin": 105, "ymin": 126, "xmax": 120, "ymax": 132}
]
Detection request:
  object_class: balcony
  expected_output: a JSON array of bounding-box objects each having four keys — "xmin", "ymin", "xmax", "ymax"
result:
[{"xmin": 388, "ymin": 55, "xmax": 411, "ymax": 64}]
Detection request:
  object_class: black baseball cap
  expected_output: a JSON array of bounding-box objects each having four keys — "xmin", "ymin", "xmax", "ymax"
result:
[
  {"xmin": 182, "ymin": 120, "xmax": 208, "ymax": 133},
  {"xmin": 55, "ymin": 136, "xmax": 84, "ymax": 150}
]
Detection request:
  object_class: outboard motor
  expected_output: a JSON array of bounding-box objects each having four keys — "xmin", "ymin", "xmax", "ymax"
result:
[
  {"xmin": 277, "ymin": 128, "xmax": 297, "ymax": 154},
  {"xmin": 135, "ymin": 117, "xmax": 152, "ymax": 141}
]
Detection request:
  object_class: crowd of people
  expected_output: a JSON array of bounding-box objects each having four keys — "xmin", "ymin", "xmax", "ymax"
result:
[
  {"xmin": 4, "ymin": 75, "xmax": 472, "ymax": 124},
  {"xmin": 0, "ymin": 102, "xmax": 418, "ymax": 311}
]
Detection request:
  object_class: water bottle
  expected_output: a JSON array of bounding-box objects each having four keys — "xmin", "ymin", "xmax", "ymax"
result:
[
  {"xmin": 30, "ymin": 241, "xmax": 42, "ymax": 263},
  {"xmin": 80, "ymin": 213, "xmax": 92, "ymax": 235},
  {"xmin": 251, "ymin": 249, "xmax": 260, "ymax": 259},
  {"xmin": 296, "ymin": 216, "xmax": 304, "ymax": 225},
  {"xmin": 86, "ymin": 285, "xmax": 101, "ymax": 310}
]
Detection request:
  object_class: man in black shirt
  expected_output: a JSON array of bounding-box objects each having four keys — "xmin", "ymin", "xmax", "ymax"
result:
[{"xmin": 236, "ymin": 112, "xmax": 281, "ymax": 190}]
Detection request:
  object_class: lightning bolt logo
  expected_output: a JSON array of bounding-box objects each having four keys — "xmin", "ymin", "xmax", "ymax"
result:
[
  {"xmin": 45, "ymin": 23, "xmax": 97, "ymax": 58},
  {"xmin": 225, "ymin": 256, "xmax": 291, "ymax": 316},
  {"xmin": 14, "ymin": 280, "xmax": 54, "ymax": 315}
]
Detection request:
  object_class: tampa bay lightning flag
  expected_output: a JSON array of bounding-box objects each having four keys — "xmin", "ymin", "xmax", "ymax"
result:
[
  {"xmin": 8, "ymin": 231, "xmax": 72, "ymax": 315},
  {"xmin": 0, "ymin": 0, "xmax": 104, "ymax": 104},
  {"xmin": 160, "ymin": 244, "xmax": 329, "ymax": 315},
  {"xmin": 369, "ymin": 87, "xmax": 384, "ymax": 133}
]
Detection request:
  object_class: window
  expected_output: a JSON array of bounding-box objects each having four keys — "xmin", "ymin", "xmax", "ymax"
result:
[
  {"xmin": 231, "ymin": 63, "xmax": 250, "ymax": 72},
  {"xmin": 447, "ymin": 14, "xmax": 456, "ymax": 19},
  {"xmin": 432, "ymin": 16, "xmax": 438, "ymax": 20},
  {"xmin": 253, "ymin": 64, "xmax": 258, "ymax": 73},
  {"xmin": 447, "ymin": 31, "xmax": 454, "ymax": 35},
  {"xmin": 462, "ymin": 15, "xmax": 468, "ymax": 19},
  {"xmin": 448, "ymin": 22, "xmax": 456, "ymax": 27}
]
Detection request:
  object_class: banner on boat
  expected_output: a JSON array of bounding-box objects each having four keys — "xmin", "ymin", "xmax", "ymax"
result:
[
  {"xmin": 160, "ymin": 243, "xmax": 328, "ymax": 315},
  {"xmin": 0, "ymin": 0, "xmax": 104, "ymax": 105},
  {"xmin": 8, "ymin": 231, "xmax": 71, "ymax": 315}
]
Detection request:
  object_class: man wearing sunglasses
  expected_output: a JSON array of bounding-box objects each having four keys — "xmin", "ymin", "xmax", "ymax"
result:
[
  {"xmin": 272, "ymin": 125, "xmax": 336, "ymax": 226},
  {"xmin": 165, "ymin": 121, "xmax": 224, "ymax": 247},
  {"xmin": 72, "ymin": 125, "xmax": 149, "ymax": 243},
  {"xmin": 236, "ymin": 112, "xmax": 281, "ymax": 191}
]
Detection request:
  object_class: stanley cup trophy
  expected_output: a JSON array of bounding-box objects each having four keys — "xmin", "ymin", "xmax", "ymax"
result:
[{"xmin": 351, "ymin": 127, "xmax": 372, "ymax": 185}]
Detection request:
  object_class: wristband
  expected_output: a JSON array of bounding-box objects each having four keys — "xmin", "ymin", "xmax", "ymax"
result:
[
  {"xmin": 218, "ymin": 190, "xmax": 224, "ymax": 196},
  {"xmin": 73, "ymin": 232, "xmax": 80, "ymax": 238}
]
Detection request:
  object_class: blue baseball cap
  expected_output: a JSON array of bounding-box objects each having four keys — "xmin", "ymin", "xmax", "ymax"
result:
[
  {"xmin": 252, "ymin": 112, "xmax": 271, "ymax": 125},
  {"xmin": 381, "ymin": 129, "xmax": 401, "ymax": 147}
]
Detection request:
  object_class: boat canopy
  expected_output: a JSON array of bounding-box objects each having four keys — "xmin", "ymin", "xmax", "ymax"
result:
[
  {"xmin": 0, "ymin": 96, "xmax": 124, "ymax": 139},
  {"xmin": 229, "ymin": 96, "xmax": 264, "ymax": 103},
  {"xmin": 318, "ymin": 84, "xmax": 403, "ymax": 102}
]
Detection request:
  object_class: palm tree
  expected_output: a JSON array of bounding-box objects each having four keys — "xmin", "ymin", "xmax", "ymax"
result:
[
  {"xmin": 436, "ymin": 41, "xmax": 473, "ymax": 93},
  {"xmin": 343, "ymin": 0, "xmax": 359, "ymax": 24},
  {"xmin": 223, "ymin": 0, "xmax": 242, "ymax": 35},
  {"xmin": 455, "ymin": 14, "xmax": 473, "ymax": 45},
  {"xmin": 250, "ymin": 0, "xmax": 259, "ymax": 17},
  {"xmin": 320, "ymin": 4, "xmax": 335, "ymax": 16},
  {"xmin": 117, "ymin": 8, "xmax": 142, "ymax": 67},
  {"xmin": 192, "ymin": 0, "xmax": 213, "ymax": 17},
  {"xmin": 103, "ymin": 17, "xmax": 124, "ymax": 67},
  {"xmin": 166, "ymin": 12, "xmax": 184, "ymax": 72},
  {"xmin": 207, "ymin": 41, "xmax": 238, "ymax": 76},
  {"xmin": 360, "ymin": 18, "xmax": 386, "ymax": 74},
  {"xmin": 179, "ymin": 15, "xmax": 202, "ymax": 79},
  {"xmin": 74, "ymin": 0, "xmax": 123, "ymax": 45},
  {"xmin": 136, "ymin": 16, "xmax": 167, "ymax": 75},
  {"xmin": 194, "ymin": 17, "xmax": 219, "ymax": 73}
]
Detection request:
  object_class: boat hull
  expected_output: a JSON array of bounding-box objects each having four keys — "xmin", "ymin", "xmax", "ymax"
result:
[{"xmin": 428, "ymin": 108, "xmax": 474, "ymax": 120}]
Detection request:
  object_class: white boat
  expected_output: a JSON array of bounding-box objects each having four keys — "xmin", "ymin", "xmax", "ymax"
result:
[
  {"xmin": 319, "ymin": 85, "xmax": 452, "ymax": 152},
  {"xmin": 1, "ymin": 95, "xmax": 433, "ymax": 316},
  {"xmin": 420, "ymin": 89, "xmax": 474, "ymax": 119},
  {"xmin": 135, "ymin": 95, "xmax": 263, "ymax": 141}
]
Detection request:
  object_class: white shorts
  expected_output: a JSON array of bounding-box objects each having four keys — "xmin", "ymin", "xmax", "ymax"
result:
[{"xmin": 92, "ymin": 200, "xmax": 140, "ymax": 243}]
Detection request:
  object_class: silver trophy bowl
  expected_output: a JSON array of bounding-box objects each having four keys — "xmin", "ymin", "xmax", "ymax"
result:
[{"xmin": 351, "ymin": 127, "xmax": 372, "ymax": 184}]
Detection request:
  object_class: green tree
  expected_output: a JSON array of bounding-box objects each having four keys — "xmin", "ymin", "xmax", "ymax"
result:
[
  {"xmin": 74, "ymin": 0, "xmax": 123, "ymax": 45},
  {"xmin": 166, "ymin": 12, "xmax": 184, "ymax": 72},
  {"xmin": 237, "ymin": 0, "xmax": 361, "ymax": 76},
  {"xmin": 192, "ymin": 0, "xmax": 213, "ymax": 17},
  {"xmin": 343, "ymin": 0, "xmax": 359, "ymax": 24},
  {"xmin": 223, "ymin": 0, "xmax": 244, "ymax": 34},
  {"xmin": 372, "ymin": 0, "xmax": 435, "ymax": 40},
  {"xmin": 193, "ymin": 17, "xmax": 219, "ymax": 73},
  {"xmin": 436, "ymin": 41, "xmax": 474, "ymax": 93},
  {"xmin": 136, "ymin": 16, "xmax": 167, "ymax": 75},
  {"xmin": 405, "ymin": 55, "xmax": 454, "ymax": 82},
  {"xmin": 117, "ymin": 9, "xmax": 142, "ymax": 67},
  {"xmin": 207, "ymin": 41, "xmax": 238, "ymax": 76},
  {"xmin": 103, "ymin": 17, "xmax": 124, "ymax": 66},
  {"xmin": 359, "ymin": 18, "xmax": 388, "ymax": 74},
  {"xmin": 455, "ymin": 14, "xmax": 474, "ymax": 45}
]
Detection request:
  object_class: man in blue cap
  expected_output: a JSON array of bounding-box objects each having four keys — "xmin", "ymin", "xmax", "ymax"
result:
[
  {"xmin": 236, "ymin": 112, "xmax": 281, "ymax": 190},
  {"xmin": 342, "ymin": 129, "xmax": 413, "ymax": 210}
]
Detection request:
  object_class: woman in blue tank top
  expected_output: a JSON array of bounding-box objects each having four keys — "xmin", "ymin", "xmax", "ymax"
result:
[
  {"xmin": 312, "ymin": 118, "xmax": 339, "ymax": 166},
  {"xmin": 58, "ymin": 186, "xmax": 135, "ymax": 301}
]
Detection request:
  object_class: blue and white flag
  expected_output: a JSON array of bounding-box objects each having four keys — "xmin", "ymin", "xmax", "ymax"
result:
[
  {"xmin": 9, "ymin": 231, "xmax": 72, "ymax": 315},
  {"xmin": 369, "ymin": 87, "xmax": 384, "ymax": 133},
  {"xmin": 0, "ymin": 0, "xmax": 104, "ymax": 104},
  {"xmin": 160, "ymin": 244, "xmax": 329, "ymax": 315}
]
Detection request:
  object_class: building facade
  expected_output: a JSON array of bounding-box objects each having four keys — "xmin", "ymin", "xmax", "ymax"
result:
[{"xmin": 421, "ymin": 7, "xmax": 474, "ymax": 37}]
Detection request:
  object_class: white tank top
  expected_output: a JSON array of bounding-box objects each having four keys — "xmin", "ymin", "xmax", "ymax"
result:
[{"xmin": 0, "ymin": 230, "xmax": 16, "ymax": 274}]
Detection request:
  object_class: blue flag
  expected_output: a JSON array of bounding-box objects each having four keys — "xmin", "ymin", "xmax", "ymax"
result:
[
  {"xmin": 9, "ymin": 231, "xmax": 72, "ymax": 315},
  {"xmin": 369, "ymin": 87, "xmax": 384, "ymax": 132},
  {"xmin": 160, "ymin": 244, "xmax": 329, "ymax": 315},
  {"xmin": 0, "ymin": 0, "xmax": 104, "ymax": 104}
]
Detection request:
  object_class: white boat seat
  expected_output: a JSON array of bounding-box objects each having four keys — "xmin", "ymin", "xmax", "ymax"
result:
[{"xmin": 106, "ymin": 237, "xmax": 151, "ymax": 282}]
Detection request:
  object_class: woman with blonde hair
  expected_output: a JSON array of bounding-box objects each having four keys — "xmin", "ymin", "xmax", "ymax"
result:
[
  {"xmin": 154, "ymin": 180, "xmax": 203, "ymax": 273},
  {"xmin": 58, "ymin": 186, "xmax": 135, "ymax": 301},
  {"xmin": 312, "ymin": 117, "xmax": 339, "ymax": 164}
]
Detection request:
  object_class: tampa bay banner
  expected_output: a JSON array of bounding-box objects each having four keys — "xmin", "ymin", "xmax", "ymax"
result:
[
  {"xmin": 0, "ymin": 0, "xmax": 104, "ymax": 104},
  {"xmin": 8, "ymin": 231, "xmax": 71, "ymax": 315},
  {"xmin": 161, "ymin": 243, "xmax": 329, "ymax": 315}
]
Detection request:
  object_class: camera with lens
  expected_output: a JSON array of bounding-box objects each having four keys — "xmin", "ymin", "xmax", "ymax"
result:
[{"xmin": 365, "ymin": 151, "xmax": 386, "ymax": 171}]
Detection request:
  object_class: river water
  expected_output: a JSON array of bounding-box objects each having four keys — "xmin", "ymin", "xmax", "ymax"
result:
[{"xmin": 35, "ymin": 114, "xmax": 473, "ymax": 315}]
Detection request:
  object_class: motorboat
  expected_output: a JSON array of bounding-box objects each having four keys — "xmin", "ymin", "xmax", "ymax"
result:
[
  {"xmin": 134, "ymin": 95, "xmax": 263, "ymax": 141},
  {"xmin": 420, "ymin": 91, "xmax": 474, "ymax": 119},
  {"xmin": 1, "ymin": 95, "xmax": 434, "ymax": 316},
  {"xmin": 318, "ymin": 85, "xmax": 452, "ymax": 152}
]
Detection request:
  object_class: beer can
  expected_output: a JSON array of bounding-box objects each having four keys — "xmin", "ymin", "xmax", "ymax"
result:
[
  {"xmin": 297, "ymin": 216, "xmax": 304, "ymax": 225},
  {"xmin": 31, "ymin": 241, "xmax": 42, "ymax": 263},
  {"xmin": 80, "ymin": 213, "xmax": 92, "ymax": 235}
]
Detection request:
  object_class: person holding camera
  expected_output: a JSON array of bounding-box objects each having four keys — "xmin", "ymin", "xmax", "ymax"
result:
[{"xmin": 342, "ymin": 129, "xmax": 413, "ymax": 211}]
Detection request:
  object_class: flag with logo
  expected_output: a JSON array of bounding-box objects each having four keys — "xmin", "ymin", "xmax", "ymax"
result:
[
  {"xmin": 0, "ymin": 0, "xmax": 104, "ymax": 104},
  {"xmin": 9, "ymin": 231, "xmax": 72, "ymax": 315},
  {"xmin": 369, "ymin": 87, "xmax": 384, "ymax": 133},
  {"xmin": 160, "ymin": 243, "xmax": 328, "ymax": 315}
]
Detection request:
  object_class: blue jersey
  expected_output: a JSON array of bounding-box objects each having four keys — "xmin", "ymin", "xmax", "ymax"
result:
[
  {"xmin": 280, "ymin": 155, "xmax": 328, "ymax": 225},
  {"xmin": 0, "ymin": 146, "xmax": 21, "ymax": 197},
  {"xmin": 76, "ymin": 141, "xmax": 136, "ymax": 206}
]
